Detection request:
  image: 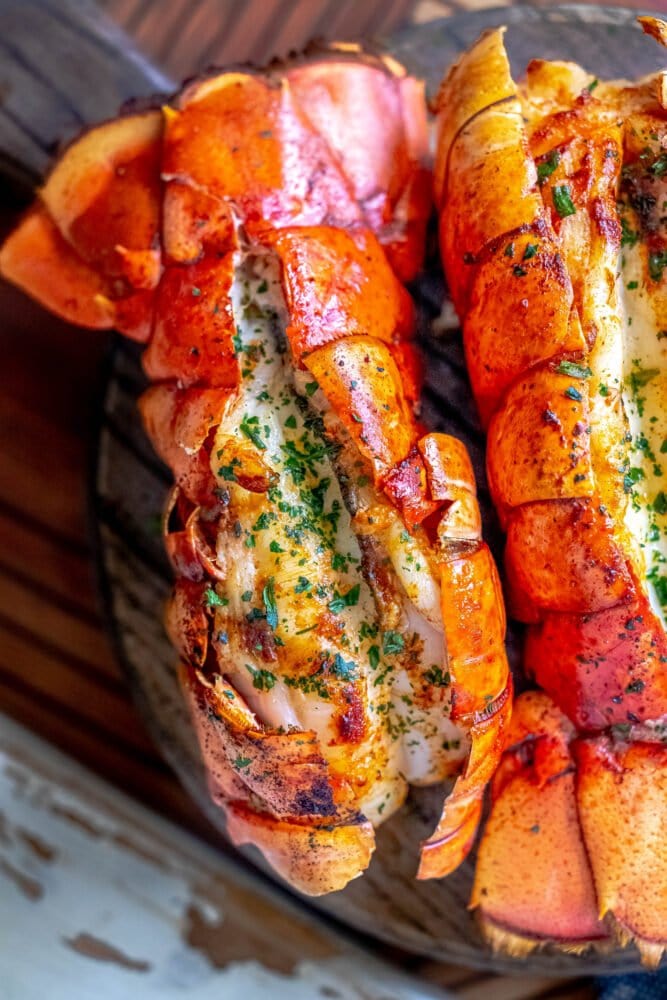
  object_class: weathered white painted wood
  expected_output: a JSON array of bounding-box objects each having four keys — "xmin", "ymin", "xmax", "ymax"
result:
[{"xmin": 0, "ymin": 712, "xmax": 451, "ymax": 1000}]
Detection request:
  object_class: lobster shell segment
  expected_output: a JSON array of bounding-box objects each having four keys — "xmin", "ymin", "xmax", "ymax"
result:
[
  {"xmin": 575, "ymin": 737, "xmax": 667, "ymax": 967},
  {"xmin": 475, "ymin": 693, "xmax": 667, "ymax": 966},
  {"xmin": 182, "ymin": 664, "xmax": 375, "ymax": 895},
  {"xmin": 471, "ymin": 692, "xmax": 607, "ymax": 954}
]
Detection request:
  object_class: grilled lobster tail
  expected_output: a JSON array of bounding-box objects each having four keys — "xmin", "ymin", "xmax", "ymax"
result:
[
  {"xmin": 1, "ymin": 46, "xmax": 510, "ymax": 893},
  {"xmin": 435, "ymin": 18, "xmax": 667, "ymax": 963}
]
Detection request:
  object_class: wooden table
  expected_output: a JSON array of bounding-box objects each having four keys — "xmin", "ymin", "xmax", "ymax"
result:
[{"xmin": 2, "ymin": 0, "xmax": 646, "ymax": 995}]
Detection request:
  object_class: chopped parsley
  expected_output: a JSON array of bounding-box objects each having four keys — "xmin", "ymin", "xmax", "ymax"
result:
[
  {"xmin": 382, "ymin": 630, "xmax": 405, "ymax": 655},
  {"xmin": 284, "ymin": 672, "xmax": 330, "ymax": 699},
  {"xmin": 555, "ymin": 361, "xmax": 592, "ymax": 380},
  {"xmin": 620, "ymin": 217, "xmax": 639, "ymax": 248},
  {"xmin": 330, "ymin": 653, "xmax": 357, "ymax": 681},
  {"xmin": 204, "ymin": 587, "xmax": 228, "ymax": 608},
  {"xmin": 262, "ymin": 576, "xmax": 278, "ymax": 629},
  {"xmin": 649, "ymin": 250, "xmax": 667, "ymax": 282},
  {"xmin": 649, "ymin": 568, "xmax": 667, "ymax": 605},
  {"xmin": 240, "ymin": 413, "xmax": 266, "ymax": 450},
  {"xmin": 245, "ymin": 665, "xmax": 277, "ymax": 691},
  {"xmin": 218, "ymin": 457, "xmax": 240, "ymax": 481},
  {"xmin": 654, "ymin": 491, "xmax": 667, "ymax": 515},
  {"xmin": 423, "ymin": 665, "xmax": 451, "ymax": 687},
  {"xmin": 552, "ymin": 184, "xmax": 577, "ymax": 218},
  {"xmin": 328, "ymin": 584, "xmax": 361, "ymax": 614},
  {"xmin": 629, "ymin": 367, "xmax": 659, "ymax": 391},
  {"xmin": 280, "ymin": 437, "xmax": 332, "ymax": 484},
  {"xmin": 650, "ymin": 153, "xmax": 667, "ymax": 177},
  {"xmin": 623, "ymin": 467, "xmax": 644, "ymax": 492},
  {"xmin": 537, "ymin": 149, "xmax": 560, "ymax": 184}
]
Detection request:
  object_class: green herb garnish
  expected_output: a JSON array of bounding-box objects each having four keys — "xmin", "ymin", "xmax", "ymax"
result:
[
  {"xmin": 620, "ymin": 217, "xmax": 639, "ymax": 248},
  {"xmin": 537, "ymin": 149, "xmax": 560, "ymax": 184},
  {"xmin": 328, "ymin": 584, "xmax": 361, "ymax": 614},
  {"xmin": 555, "ymin": 361, "xmax": 592, "ymax": 379},
  {"xmin": 552, "ymin": 184, "xmax": 576, "ymax": 218},
  {"xmin": 246, "ymin": 665, "xmax": 277, "ymax": 691},
  {"xmin": 262, "ymin": 576, "xmax": 278, "ymax": 630},
  {"xmin": 654, "ymin": 491, "xmax": 667, "ymax": 514},
  {"xmin": 330, "ymin": 653, "xmax": 357, "ymax": 681},
  {"xmin": 240, "ymin": 413, "xmax": 265, "ymax": 450},
  {"xmin": 649, "ymin": 250, "xmax": 667, "ymax": 282},
  {"xmin": 650, "ymin": 153, "xmax": 667, "ymax": 177},
  {"xmin": 423, "ymin": 665, "xmax": 451, "ymax": 687},
  {"xmin": 204, "ymin": 587, "xmax": 228, "ymax": 608},
  {"xmin": 382, "ymin": 631, "xmax": 405, "ymax": 655}
]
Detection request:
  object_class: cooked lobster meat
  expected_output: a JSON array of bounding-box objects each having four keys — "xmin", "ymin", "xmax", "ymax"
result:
[
  {"xmin": 435, "ymin": 17, "xmax": 667, "ymax": 964},
  {"xmin": 1, "ymin": 46, "xmax": 511, "ymax": 894}
]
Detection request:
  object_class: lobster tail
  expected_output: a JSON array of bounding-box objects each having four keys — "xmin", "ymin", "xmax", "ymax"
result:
[
  {"xmin": 1, "ymin": 46, "xmax": 509, "ymax": 894},
  {"xmin": 436, "ymin": 18, "xmax": 667, "ymax": 962}
]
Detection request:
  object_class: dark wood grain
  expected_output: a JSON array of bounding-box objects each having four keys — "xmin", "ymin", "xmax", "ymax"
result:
[
  {"xmin": 0, "ymin": 0, "xmax": 172, "ymax": 178},
  {"xmin": 102, "ymin": 0, "xmax": 420, "ymax": 78}
]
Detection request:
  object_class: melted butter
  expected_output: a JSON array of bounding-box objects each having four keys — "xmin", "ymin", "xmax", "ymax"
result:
[
  {"xmin": 206, "ymin": 252, "xmax": 464, "ymax": 822},
  {"xmin": 619, "ymin": 243, "xmax": 667, "ymax": 623}
]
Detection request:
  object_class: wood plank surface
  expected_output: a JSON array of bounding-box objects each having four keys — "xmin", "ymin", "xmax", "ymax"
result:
[
  {"xmin": 102, "ymin": 0, "xmax": 649, "ymax": 78},
  {"xmin": 102, "ymin": 0, "xmax": 420, "ymax": 77},
  {"xmin": 3, "ymin": 0, "xmax": 654, "ymax": 995},
  {"xmin": 0, "ymin": 713, "xmax": 454, "ymax": 1000}
]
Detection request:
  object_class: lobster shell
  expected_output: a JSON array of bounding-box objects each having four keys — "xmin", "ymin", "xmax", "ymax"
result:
[{"xmin": 435, "ymin": 17, "xmax": 667, "ymax": 965}]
